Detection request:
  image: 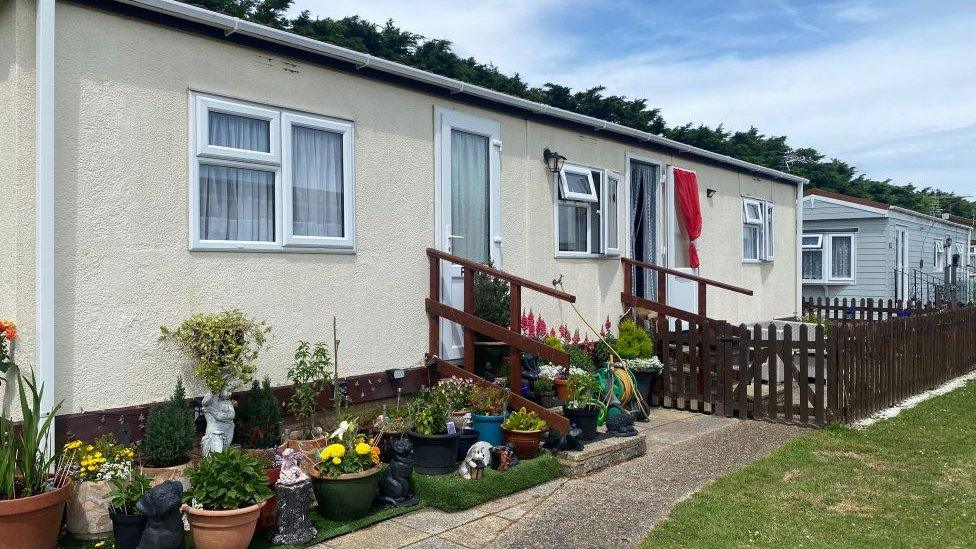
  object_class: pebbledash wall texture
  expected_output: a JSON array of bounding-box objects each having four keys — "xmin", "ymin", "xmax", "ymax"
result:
[{"xmin": 2, "ymin": 0, "xmax": 799, "ymax": 416}]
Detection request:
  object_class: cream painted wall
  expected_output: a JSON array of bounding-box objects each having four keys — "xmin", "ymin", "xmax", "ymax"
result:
[
  {"xmin": 9, "ymin": 2, "xmax": 798, "ymax": 414},
  {"xmin": 0, "ymin": 0, "xmax": 16, "ymax": 319}
]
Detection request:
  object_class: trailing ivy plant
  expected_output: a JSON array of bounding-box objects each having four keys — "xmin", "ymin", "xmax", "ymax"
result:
[
  {"xmin": 142, "ymin": 377, "xmax": 197, "ymax": 468},
  {"xmin": 234, "ymin": 377, "xmax": 282, "ymax": 449},
  {"xmin": 184, "ymin": 448, "xmax": 272, "ymax": 511},
  {"xmin": 287, "ymin": 341, "xmax": 332, "ymax": 440},
  {"xmin": 160, "ymin": 310, "xmax": 270, "ymax": 394}
]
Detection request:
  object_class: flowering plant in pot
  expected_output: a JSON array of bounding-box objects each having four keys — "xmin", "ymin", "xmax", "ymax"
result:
[
  {"xmin": 438, "ymin": 376, "xmax": 475, "ymax": 428},
  {"xmin": 0, "ymin": 370, "xmax": 72, "ymax": 549},
  {"xmin": 310, "ymin": 417, "xmax": 383, "ymax": 520},
  {"xmin": 407, "ymin": 387, "xmax": 460, "ymax": 475},
  {"xmin": 106, "ymin": 470, "xmax": 152, "ymax": 549},
  {"xmin": 374, "ymin": 403, "xmax": 410, "ymax": 463},
  {"xmin": 160, "ymin": 310, "xmax": 270, "ymax": 456},
  {"xmin": 182, "ymin": 448, "xmax": 272, "ymax": 549},
  {"xmin": 284, "ymin": 341, "xmax": 333, "ymax": 452},
  {"xmin": 625, "ymin": 356, "xmax": 663, "ymax": 412},
  {"xmin": 501, "ymin": 407, "xmax": 547, "ymax": 459},
  {"xmin": 467, "ymin": 383, "xmax": 509, "ymax": 447},
  {"xmin": 63, "ymin": 434, "xmax": 136, "ymax": 539},
  {"xmin": 141, "ymin": 378, "xmax": 197, "ymax": 489},
  {"xmin": 535, "ymin": 365, "xmax": 560, "ymax": 408},
  {"xmin": 563, "ymin": 372, "xmax": 603, "ymax": 440}
]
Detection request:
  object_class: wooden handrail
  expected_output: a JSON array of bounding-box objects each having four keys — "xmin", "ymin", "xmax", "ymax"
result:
[
  {"xmin": 426, "ymin": 248, "xmax": 575, "ymax": 303},
  {"xmin": 621, "ymin": 257, "xmax": 753, "ymax": 296}
]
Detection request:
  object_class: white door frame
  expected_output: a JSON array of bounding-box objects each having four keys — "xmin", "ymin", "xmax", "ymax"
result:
[
  {"xmin": 433, "ymin": 106, "xmax": 502, "ymax": 359},
  {"xmin": 625, "ymin": 153, "xmax": 664, "ymax": 298},
  {"xmin": 895, "ymin": 227, "xmax": 908, "ymax": 302},
  {"xmin": 665, "ymin": 165, "xmax": 699, "ymax": 315}
]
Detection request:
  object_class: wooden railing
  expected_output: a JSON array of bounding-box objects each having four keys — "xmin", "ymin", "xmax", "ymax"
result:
[
  {"xmin": 620, "ymin": 257, "xmax": 753, "ymax": 329},
  {"xmin": 425, "ymin": 248, "xmax": 574, "ymax": 432}
]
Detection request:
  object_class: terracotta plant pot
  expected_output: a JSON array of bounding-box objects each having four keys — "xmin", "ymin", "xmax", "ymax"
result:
[
  {"xmin": 310, "ymin": 465, "xmax": 383, "ymax": 521},
  {"xmin": 502, "ymin": 428, "xmax": 544, "ymax": 459},
  {"xmin": 554, "ymin": 378, "xmax": 569, "ymax": 401},
  {"xmin": 109, "ymin": 509, "xmax": 148, "ymax": 549},
  {"xmin": 284, "ymin": 436, "xmax": 328, "ymax": 454},
  {"xmin": 66, "ymin": 478, "xmax": 114, "ymax": 539},
  {"xmin": 0, "ymin": 477, "xmax": 73, "ymax": 549},
  {"xmin": 182, "ymin": 501, "xmax": 265, "ymax": 549},
  {"xmin": 142, "ymin": 459, "xmax": 192, "ymax": 491},
  {"xmin": 256, "ymin": 467, "xmax": 281, "ymax": 531},
  {"xmin": 537, "ymin": 390, "xmax": 556, "ymax": 409}
]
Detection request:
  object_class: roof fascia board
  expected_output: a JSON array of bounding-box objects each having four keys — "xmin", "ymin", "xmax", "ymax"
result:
[
  {"xmin": 889, "ymin": 206, "xmax": 974, "ymax": 231},
  {"xmin": 111, "ymin": 0, "xmax": 806, "ymax": 186},
  {"xmin": 805, "ymin": 194, "xmax": 889, "ymax": 217}
]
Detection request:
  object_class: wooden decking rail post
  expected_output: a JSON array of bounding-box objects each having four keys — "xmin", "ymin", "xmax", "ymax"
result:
[
  {"xmin": 429, "ymin": 254, "xmax": 440, "ymax": 357},
  {"xmin": 509, "ymin": 283, "xmax": 523, "ymax": 393},
  {"xmin": 463, "ymin": 267, "xmax": 475, "ymax": 372}
]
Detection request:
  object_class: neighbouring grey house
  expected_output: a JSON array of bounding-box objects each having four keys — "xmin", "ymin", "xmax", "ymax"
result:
[{"xmin": 802, "ymin": 189, "xmax": 972, "ymax": 303}]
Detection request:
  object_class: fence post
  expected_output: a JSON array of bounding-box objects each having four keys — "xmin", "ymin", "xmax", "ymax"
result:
[
  {"xmin": 508, "ymin": 283, "xmax": 522, "ymax": 394},
  {"xmin": 428, "ymin": 254, "xmax": 440, "ymax": 357}
]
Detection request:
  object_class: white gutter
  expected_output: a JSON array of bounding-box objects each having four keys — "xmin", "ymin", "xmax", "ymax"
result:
[
  {"xmin": 114, "ymin": 0, "xmax": 808, "ymax": 186},
  {"xmin": 36, "ymin": 0, "xmax": 56, "ymax": 432}
]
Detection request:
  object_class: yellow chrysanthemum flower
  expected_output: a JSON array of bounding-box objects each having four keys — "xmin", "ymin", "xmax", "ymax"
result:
[
  {"xmin": 332, "ymin": 457, "xmax": 341, "ymax": 465},
  {"xmin": 355, "ymin": 442, "xmax": 371, "ymax": 455}
]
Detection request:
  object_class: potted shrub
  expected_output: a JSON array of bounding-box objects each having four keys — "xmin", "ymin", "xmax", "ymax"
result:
[
  {"xmin": 244, "ymin": 447, "xmax": 282, "ymax": 532},
  {"xmin": 64, "ymin": 434, "xmax": 136, "ymax": 539},
  {"xmin": 160, "ymin": 310, "xmax": 270, "ymax": 456},
  {"xmin": 501, "ymin": 407, "xmax": 547, "ymax": 459},
  {"xmin": 626, "ymin": 357, "xmax": 663, "ymax": 412},
  {"xmin": 106, "ymin": 470, "xmax": 152, "ymax": 549},
  {"xmin": 0, "ymin": 372, "xmax": 73, "ymax": 549},
  {"xmin": 407, "ymin": 387, "xmax": 460, "ymax": 475},
  {"xmin": 472, "ymin": 263, "xmax": 510, "ymax": 379},
  {"xmin": 182, "ymin": 448, "xmax": 272, "ymax": 549},
  {"xmin": 310, "ymin": 417, "xmax": 382, "ymax": 520},
  {"xmin": 141, "ymin": 377, "xmax": 196, "ymax": 489},
  {"xmin": 468, "ymin": 383, "xmax": 509, "ymax": 447},
  {"xmin": 563, "ymin": 372, "xmax": 603, "ymax": 440},
  {"xmin": 533, "ymin": 370, "xmax": 556, "ymax": 408},
  {"xmin": 284, "ymin": 341, "xmax": 333, "ymax": 453},
  {"xmin": 235, "ymin": 376, "xmax": 282, "ymax": 450},
  {"xmin": 615, "ymin": 319, "xmax": 654, "ymax": 360}
]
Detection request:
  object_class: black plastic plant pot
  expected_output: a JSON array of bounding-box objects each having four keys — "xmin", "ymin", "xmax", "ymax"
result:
[
  {"xmin": 456, "ymin": 428, "xmax": 480, "ymax": 461},
  {"xmin": 110, "ymin": 510, "xmax": 148, "ymax": 549},
  {"xmin": 407, "ymin": 430, "xmax": 460, "ymax": 475},
  {"xmin": 632, "ymin": 371, "xmax": 658, "ymax": 415},
  {"xmin": 564, "ymin": 406, "xmax": 599, "ymax": 440}
]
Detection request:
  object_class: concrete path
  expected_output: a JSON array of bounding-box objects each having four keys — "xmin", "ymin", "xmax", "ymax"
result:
[{"xmin": 314, "ymin": 409, "xmax": 806, "ymax": 549}]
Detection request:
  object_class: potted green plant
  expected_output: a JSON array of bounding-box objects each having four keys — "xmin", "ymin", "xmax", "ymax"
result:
[
  {"xmin": 0, "ymin": 371, "xmax": 72, "ymax": 549},
  {"xmin": 182, "ymin": 448, "xmax": 272, "ymax": 549},
  {"xmin": 501, "ymin": 407, "xmax": 547, "ymax": 459},
  {"xmin": 160, "ymin": 310, "xmax": 270, "ymax": 456},
  {"xmin": 472, "ymin": 263, "xmax": 510, "ymax": 379},
  {"xmin": 106, "ymin": 470, "xmax": 152, "ymax": 549},
  {"xmin": 141, "ymin": 377, "xmax": 196, "ymax": 489},
  {"xmin": 615, "ymin": 319, "xmax": 654, "ymax": 360},
  {"xmin": 563, "ymin": 372, "xmax": 603, "ymax": 440},
  {"xmin": 540, "ymin": 336, "xmax": 571, "ymax": 401},
  {"xmin": 64, "ymin": 434, "xmax": 136, "ymax": 539},
  {"xmin": 373, "ymin": 404, "xmax": 409, "ymax": 463},
  {"xmin": 284, "ymin": 341, "xmax": 333, "ymax": 453},
  {"xmin": 234, "ymin": 377, "xmax": 283, "ymax": 532},
  {"xmin": 437, "ymin": 376, "xmax": 475, "ymax": 428},
  {"xmin": 468, "ymin": 383, "xmax": 509, "ymax": 447},
  {"xmin": 533, "ymin": 375, "xmax": 556, "ymax": 408},
  {"xmin": 407, "ymin": 387, "xmax": 460, "ymax": 475},
  {"xmin": 626, "ymin": 357, "xmax": 663, "ymax": 412},
  {"xmin": 310, "ymin": 417, "xmax": 382, "ymax": 520}
]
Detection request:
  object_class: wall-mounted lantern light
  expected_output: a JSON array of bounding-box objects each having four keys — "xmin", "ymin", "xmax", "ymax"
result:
[
  {"xmin": 543, "ymin": 148, "xmax": 566, "ymax": 173},
  {"xmin": 706, "ymin": 188, "xmax": 717, "ymax": 198}
]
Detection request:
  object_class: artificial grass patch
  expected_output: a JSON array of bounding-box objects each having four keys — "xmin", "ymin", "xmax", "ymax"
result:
[
  {"xmin": 249, "ymin": 502, "xmax": 423, "ymax": 548},
  {"xmin": 413, "ymin": 453, "xmax": 561, "ymax": 512},
  {"xmin": 642, "ymin": 379, "xmax": 976, "ymax": 549}
]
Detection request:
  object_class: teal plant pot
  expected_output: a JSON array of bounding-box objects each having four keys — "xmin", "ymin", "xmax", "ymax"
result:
[
  {"xmin": 470, "ymin": 413, "xmax": 505, "ymax": 446},
  {"xmin": 311, "ymin": 465, "xmax": 383, "ymax": 521}
]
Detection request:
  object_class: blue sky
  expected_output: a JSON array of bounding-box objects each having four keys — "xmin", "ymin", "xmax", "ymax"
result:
[{"xmin": 290, "ymin": 1, "xmax": 976, "ymax": 198}]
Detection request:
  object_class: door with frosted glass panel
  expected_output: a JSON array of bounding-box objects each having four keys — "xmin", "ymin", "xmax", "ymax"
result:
[{"xmin": 436, "ymin": 108, "xmax": 501, "ymax": 360}]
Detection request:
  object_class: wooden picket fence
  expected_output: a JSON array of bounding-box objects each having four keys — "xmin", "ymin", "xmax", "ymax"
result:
[
  {"xmin": 801, "ymin": 296, "xmax": 937, "ymax": 322},
  {"xmin": 651, "ymin": 305, "xmax": 976, "ymax": 425}
]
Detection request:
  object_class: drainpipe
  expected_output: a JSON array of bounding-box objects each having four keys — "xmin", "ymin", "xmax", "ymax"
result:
[
  {"xmin": 35, "ymin": 0, "xmax": 56, "ymax": 437},
  {"xmin": 795, "ymin": 180, "xmax": 804, "ymax": 318}
]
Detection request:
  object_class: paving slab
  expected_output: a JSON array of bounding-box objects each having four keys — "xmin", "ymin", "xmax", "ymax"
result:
[
  {"xmin": 393, "ymin": 507, "xmax": 487, "ymax": 535},
  {"xmin": 323, "ymin": 520, "xmax": 429, "ymax": 549},
  {"xmin": 438, "ymin": 515, "xmax": 512, "ymax": 548},
  {"xmin": 403, "ymin": 537, "xmax": 468, "ymax": 549}
]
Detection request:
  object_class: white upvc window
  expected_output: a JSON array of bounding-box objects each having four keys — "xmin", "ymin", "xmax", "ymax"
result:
[
  {"xmin": 801, "ymin": 232, "xmax": 855, "ymax": 284},
  {"xmin": 742, "ymin": 198, "xmax": 773, "ymax": 262},
  {"xmin": 933, "ymin": 240, "xmax": 945, "ymax": 271},
  {"xmin": 190, "ymin": 92, "xmax": 356, "ymax": 252},
  {"xmin": 555, "ymin": 164, "xmax": 620, "ymax": 257}
]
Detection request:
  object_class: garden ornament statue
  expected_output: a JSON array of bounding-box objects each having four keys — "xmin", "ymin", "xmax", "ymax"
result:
[
  {"xmin": 272, "ymin": 448, "xmax": 317, "ymax": 545},
  {"xmin": 490, "ymin": 443, "xmax": 520, "ymax": 471},
  {"xmin": 136, "ymin": 480, "xmax": 185, "ymax": 549},
  {"xmin": 605, "ymin": 408, "xmax": 638, "ymax": 437},
  {"xmin": 200, "ymin": 388, "xmax": 235, "ymax": 456},
  {"xmin": 376, "ymin": 437, "xmax": 420, "ymax": 507},
  {"xmin": 459, "ymin": 441, "xmax": 493, "ymax": 479},
  {"xmin": 542, "ymin": 427, "xmax": 584, "ymax": 452}
]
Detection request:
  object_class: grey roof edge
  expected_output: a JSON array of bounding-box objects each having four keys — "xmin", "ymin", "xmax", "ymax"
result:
[
  {"xmin": 889, "ymin": 206, "xmax": 974, "ymax": 231},
  {"xmin": 112, "ymin": 0, "xmax": 807, "ymax": 186}
]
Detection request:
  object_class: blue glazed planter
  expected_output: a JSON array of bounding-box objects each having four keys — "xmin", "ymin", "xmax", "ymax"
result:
[{"xmin": 470, "ymin": 413, "xmax": 505, "ymax": 446}]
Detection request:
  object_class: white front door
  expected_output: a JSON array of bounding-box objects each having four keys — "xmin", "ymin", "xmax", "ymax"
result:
[
  {"xmin": 435, "ymin": 107, "xmax": 502, "ymax": 360},
  {"xmin": 665, "ymin": 166, "xmax": 699, "ymax": 315},
  {"xmin": 895, "ymin": 228, "xmax": 907, "ymax": 301}
]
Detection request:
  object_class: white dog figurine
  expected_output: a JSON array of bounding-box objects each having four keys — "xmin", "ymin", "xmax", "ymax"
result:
[{"xmin": 459, "ymin": 442, "xmax": 493, "ymax": 479}]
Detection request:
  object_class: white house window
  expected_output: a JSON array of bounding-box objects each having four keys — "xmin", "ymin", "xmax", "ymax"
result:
[
  {"xmin": 802, "ymin": 232, "xmax": 855, "ymax": 284},
  {"xmin": 742, "ymin": 198, "xmax": 773, "ymax": 262},
  {"xmin": 933, "ymin": 241, "xmax": 945, "ymax": 271},
  {"xmin": 555, "ymin": 164, "xmax": 620, "ymax": 257},
  {"xmin": 190, "ymin": 93, "xmax": 355, "ymax": 251}
]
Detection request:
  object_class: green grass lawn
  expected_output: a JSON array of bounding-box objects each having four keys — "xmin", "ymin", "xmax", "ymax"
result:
[{"xmin": 644, "ymin": 380, "xmax": 976, "ymax": 549}]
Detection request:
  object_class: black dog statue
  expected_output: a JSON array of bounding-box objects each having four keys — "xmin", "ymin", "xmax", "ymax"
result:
[
  {"xmin": 136, "ymin": 480, "xmax": 185, "ymax": 549},
  {"xmin": 542, "ymin": 427, "xmax": 585, "ymax": 452},
  {"xmin": 605, "ymin": 409, "xmax": 639, "ymax": 437},
  {"xmin": 375, "ymin": 437, "xmax": 419, "ymax": 508}
]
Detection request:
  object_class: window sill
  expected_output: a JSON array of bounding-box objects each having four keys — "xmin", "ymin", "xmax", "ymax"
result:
[
  {"xmin": 802, "ymin": 280, "xmax": 854, "ymax": 285},
  {"xmin": 555, "ymin": 252, "xmax": 620, "ymax": 260},
  {"xmin": 742, "ymin": 259, "xmax": 774, "ymax": 264},
  {"xmin": 190, "ymin": 243, "xmax": 356, "ymax": 254}
]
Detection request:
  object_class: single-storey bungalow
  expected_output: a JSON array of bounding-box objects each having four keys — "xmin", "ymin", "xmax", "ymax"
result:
[{"xmin": 1, "ymin": 0, "xmax": 806, "ymax": 427}]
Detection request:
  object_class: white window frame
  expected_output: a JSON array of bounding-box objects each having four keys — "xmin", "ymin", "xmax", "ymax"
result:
[
  {"xmin": 801, "ymin": 235, "xmax": 825, "ymax": 282},
  {"xmin": 827, "ymin": 233, "xmax": 855, "ymax": 282},
  {"xmin": 742, "ymin": 198, "xmax": 773, "ymax": 262},
  {"xmin": 933, "ymin": 240, "xmax": 945, "ymax": 271},
  {"xmin": 602, "ymin": 170, "xmax": 622, "ymax": 256},
  {"xmin": 558, "ymin": 163, "xmax": 599, "ymax": 203},
  {"xmin": 801, "ymin": 234, "xmax": 823, "ymax": 249},
  {"xmin": 189, "ymin": 92, "xmax": 356, "ymax": 252},
  {"xmin": 801, "ymin": 232, "xmax": 856, "ymax": 284},
  {"xmin": 554, "ymin": 165, "xmax": 619, "ymax": 258}
]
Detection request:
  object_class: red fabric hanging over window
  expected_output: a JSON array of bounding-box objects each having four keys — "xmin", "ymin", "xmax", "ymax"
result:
[{"xmin": 673, "ymin": 167, "xmax": 702, "ymax": 268}]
